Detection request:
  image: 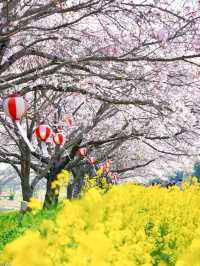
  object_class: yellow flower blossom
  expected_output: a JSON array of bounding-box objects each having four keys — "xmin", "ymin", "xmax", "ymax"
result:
[
  {"xmin": 27, "ymin": 197, "xmax": 42, "ymax": 213},
  {"xmin": 51, "ymin": 169, "xmax": 70, "ymax": 193},
  {"xmin": 2, "ymin": 179, "xmax": 200, "ymax": 265}
]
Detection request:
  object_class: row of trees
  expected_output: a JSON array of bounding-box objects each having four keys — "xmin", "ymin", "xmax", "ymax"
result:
[
  {"xmin": 150, "ymin": 161, "xmax": 200, "ymax": 187},
  {"xmin": 0, "ymin": 0, "xmax": 200, "ymax": 208}
]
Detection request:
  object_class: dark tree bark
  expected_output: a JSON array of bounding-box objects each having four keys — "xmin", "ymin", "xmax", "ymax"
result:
[
  {"xmin": 67, "ymin": 183, "xmax": 73, "ymax": 199},
  {"xmin": 43, "ymin": 175, "xmax": 58, "ymax": 209},
  {"xmin": 72, "ymin": 163, "xmax": 95, "ymax": 198},
  {"xmin": 20, "ymin": 176, "xmax": 32, "ymax": 202},
  {"xmin": 20, "ymin": 139, "xmax": 33, "ymax": 202},
  {"xmin": 43, "ymin": 139, "xmax": 82, "ymax": 208}
]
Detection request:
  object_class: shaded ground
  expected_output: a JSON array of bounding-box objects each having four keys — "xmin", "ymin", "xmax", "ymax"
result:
[{"xmin": 0, "ymin": 189, "xmax": 46, "ymax": 212}]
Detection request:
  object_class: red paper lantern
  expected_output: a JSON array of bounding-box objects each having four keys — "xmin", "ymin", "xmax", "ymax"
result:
[
  {"xmin": 35, "ymin": 124, "xmax": 51, "ymax": 142},
  {"xmin": 79, "ymin": 147, "xmax": 87, "ymax": 156},
  {"xmin": 89, "ymin": 156, "xmax": 96, "ymax": 164},
  {"xmin": 3, "ymin": 95, "xmax": 35, "ymax": 152},
  {"xmin": 3, "ymin": 95, "xmax": 27, "ymax": 121},
  {"xmin": 65, "ymin": 114, "xmax": 73, "ymax": 127},
  {"xmin": 53, "ymin": 132, "xmax": 64, "ymax": 145}
]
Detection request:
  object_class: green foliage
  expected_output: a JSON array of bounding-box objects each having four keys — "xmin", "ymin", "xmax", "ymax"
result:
[{"xmin": 0, "ymin": 206, "xmax": 61, "ymax": 251}]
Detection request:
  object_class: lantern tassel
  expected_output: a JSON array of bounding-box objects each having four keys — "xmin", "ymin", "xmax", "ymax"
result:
[
  {"xmin": 41, "ymin": 141, "xmax": 49, "ymax": 157},
  {"xmin": 16, "ymin": 121, "xmax": 35, "ymax": 152}
]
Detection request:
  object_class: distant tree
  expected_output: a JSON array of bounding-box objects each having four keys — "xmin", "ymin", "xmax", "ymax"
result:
[
  {"xmin": 168, "ymin": 170, "xmax": 185, "ymax": 185},
  {"xmin": 192, "ymin": 162, "xmax": 200, "ymax": 181}
]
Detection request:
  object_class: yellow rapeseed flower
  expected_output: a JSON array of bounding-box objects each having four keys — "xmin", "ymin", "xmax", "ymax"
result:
[
  {"xmin": 27, "ymin": 197, "xmax": 42, "ymax": 213},
  {"xmin": 51, "ymin": 169, "xmax": 70, "ymax": 193},
  {"xmin": 2, "ymin": 179, "xmax": 200, "ymax": 265}
]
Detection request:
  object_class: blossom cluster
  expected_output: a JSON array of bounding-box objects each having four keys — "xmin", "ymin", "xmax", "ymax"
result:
[
  {"xmin": 2, "ymin": 180, "xmax": 200, "ymax": 265},
  {"xmin": 51, "ymin": 170, "xmax": 70, "ymax": 195},
  {"xmin": 83, "ymin": 168, "xmax": 111, "ymax": 193},
  {"xmin": 27, "ymin": 198, "xmax": 42, "ymax": 213}
]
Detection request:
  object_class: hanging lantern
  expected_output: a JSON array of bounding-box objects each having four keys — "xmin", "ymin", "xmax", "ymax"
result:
[
  {"xmin": 35, "ymin": 124, "xmax": 51, "ymax": 141},
  {"xmin": 35, "ymin": 124, "xmax": 51, "ymax": 157},
  {"xmin": 65, "ymin": 114, "xmax": 73, "ymax": 127},
  {"xmin": 89, "ymin": 156, "xmax": 96, "ymax": 164},
  {"xmin": 53, "ymin": 131, "xmax": 64, "ymax": 145},
  {"xmin": 3, "ymin": 95, "xmax": 35, "ymax": 152},
  {"xmin": 79, "ymin": 147, "xmax": 87, "ymax": 156}
]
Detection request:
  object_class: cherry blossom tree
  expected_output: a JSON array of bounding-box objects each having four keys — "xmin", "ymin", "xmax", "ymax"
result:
[{"xmin": 1, "ymin": 0, "xmax": 200, "ymax": 207}]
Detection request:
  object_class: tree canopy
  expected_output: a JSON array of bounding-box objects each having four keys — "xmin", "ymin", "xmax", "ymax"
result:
[{"xmin": 1, "ymin": 0, "xmax": 200, "ymax": 205}]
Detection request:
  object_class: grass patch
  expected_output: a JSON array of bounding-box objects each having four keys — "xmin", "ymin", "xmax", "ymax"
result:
[{"xmin": 0, "ymin": 206, "xmax": 62, "ymax": 251}]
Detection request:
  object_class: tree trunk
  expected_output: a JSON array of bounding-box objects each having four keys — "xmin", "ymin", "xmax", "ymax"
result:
[
  {"xmin": 72, "ymin": 163, "xmax": 95, "ymax": 198},
  {"xmin": 43, "ymin": 177, "xmax": 59, "ymax": 209},
  {"xmin": 67, "ymin": 183, "xmax": 73, "ymax": 199},
  {"xmin": 20, "ymin": 140, "xmax": 33, "ymax": 211},
  {"xmin": 21, "ymin": 177, "xmax": 33, "ymax": 202}
]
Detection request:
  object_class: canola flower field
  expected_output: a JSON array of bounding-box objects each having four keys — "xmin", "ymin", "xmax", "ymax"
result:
[{"xmin": 1, "ymin": 179, "xmax": 200, "ymax": 265}]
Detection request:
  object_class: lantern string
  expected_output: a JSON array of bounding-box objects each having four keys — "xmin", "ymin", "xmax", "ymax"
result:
[
  {"xmin": 15, "ymin": 121, "xmax": 35, "ymax": 152},
  {"xmin": 66, "ymin": 150, "xmax": 72, "ymax": 160},
  {"xmin": 41, "ymin": 141, "xmax": 49, "ymax": 158}
]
